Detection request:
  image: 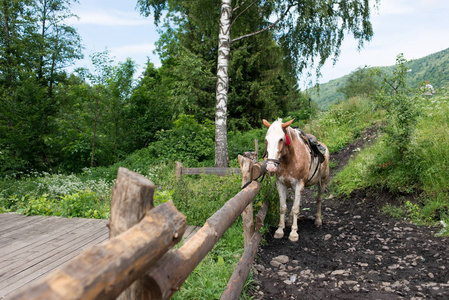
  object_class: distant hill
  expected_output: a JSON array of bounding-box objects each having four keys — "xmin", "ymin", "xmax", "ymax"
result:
[{"xmin": 306, "ymin": 47, "xmax": 449, "ymax": 109}]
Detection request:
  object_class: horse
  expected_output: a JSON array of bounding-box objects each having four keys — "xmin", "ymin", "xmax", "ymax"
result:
[{"xmin": 263, "ymin": 118, "xmax": 330, "ymax": 242}]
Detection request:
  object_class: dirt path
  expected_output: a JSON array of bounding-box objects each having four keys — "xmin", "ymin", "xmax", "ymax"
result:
[{"xmin": 253, "ymin": 127, "xmax": 449, "ymax": 299}]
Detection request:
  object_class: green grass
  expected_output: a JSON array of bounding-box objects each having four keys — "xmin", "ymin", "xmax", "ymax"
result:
[
  {"xmin": 331, "ymin": 90, "xmax": 449, "ymax": 231},
  {"xmin": 304, "ymin": 96, "xmax": 382, "ymax": 152}
]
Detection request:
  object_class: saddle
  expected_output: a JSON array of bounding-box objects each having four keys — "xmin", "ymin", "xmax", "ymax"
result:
[{"xmin": 294, "ymin": 127, "xmax": 326, "ymax": 163}]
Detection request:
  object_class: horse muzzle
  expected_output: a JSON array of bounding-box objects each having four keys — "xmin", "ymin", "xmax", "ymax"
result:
[{"xmin": 266, "ymin": 159, "xmax": 280, "ymax": 173}]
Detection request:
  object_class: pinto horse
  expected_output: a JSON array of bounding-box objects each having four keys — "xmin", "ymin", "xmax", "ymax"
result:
[{"xmin": 263, "ymin": 118, "xmax": 330, "ymax": 242}]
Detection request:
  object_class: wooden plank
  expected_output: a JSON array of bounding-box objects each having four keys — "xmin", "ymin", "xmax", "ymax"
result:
[
  {"xmin": 0, "ymin": 215, "xmax": 109, "ymax": 299},
  {"xmin": 0, "ymin": 217, "xmax": 102, "ymax": 262},
  {"xmin": 182, "ymin": 225, "xmax": 195, "ymax": 239},
  {"xmin": 0, "ymin": 226, "xmax": 109, "ymax": 297},
  {"xmin": 0, "ymin": 221, "xmax": 108, "ymax": 287},
  {"xmin": 0, "ymin": 213, "xmax": 25, "ymax": 226},
  {"xmin": 0, "ymin": 216, "xmax": 89, "ymax": 254},
  {"xmin": 0, "ymin": 214, "xmax": 48, "ymax": 236}
]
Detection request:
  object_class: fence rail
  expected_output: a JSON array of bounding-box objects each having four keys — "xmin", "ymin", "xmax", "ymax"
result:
[
  {"xmin": 9, "ymin": 154, "xmax": 268, "ymax": 300},
  {"xmin": 175, "ymin": 161, "xmax": 240, "ymax": 180}
]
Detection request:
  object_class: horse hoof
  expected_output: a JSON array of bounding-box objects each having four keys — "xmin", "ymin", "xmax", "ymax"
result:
[
  {"xmin": 289, "ymin": 231, "xmax": 299, "ymax": 242},
  {"xmin": 315, "ymin": 218, "xmax": 322, "ymax": 227},
  {"xmin": 274, "ymin": 229, "xmax": 284, "ymax": 239}
]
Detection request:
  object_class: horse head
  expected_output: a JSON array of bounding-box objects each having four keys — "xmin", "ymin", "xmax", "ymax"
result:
[{"xmin": 263, "ymin": 118, "xmax": 294, "ymax": 173}]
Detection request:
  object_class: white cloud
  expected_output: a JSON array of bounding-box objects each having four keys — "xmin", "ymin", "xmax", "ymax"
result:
[
  {"xmin": 69, "ymin": 10, "xmax": 152, "ymax": 26},
  {"xmin": 112, "ymin": 43, "xmax": 156, "ymax": 56},
  {"xmin": 377, "ymin": 0, "xmax": 414, "ymax": 15},
  {"xmin": 376, "ymin": 0, "xmax": 447, "ymax": 15}
]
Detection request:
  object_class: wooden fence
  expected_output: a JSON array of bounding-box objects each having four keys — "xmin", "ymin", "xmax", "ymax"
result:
[{"xmin": 9, "ymin": 156, "xmax": 268, "ymax": 300}]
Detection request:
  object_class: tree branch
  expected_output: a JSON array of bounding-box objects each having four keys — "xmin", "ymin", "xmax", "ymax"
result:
[
  {"xmin": 233, "ymin": 0, "xmax": 248, "ymax": 12},
  {"xmin": 231, "ymin": 0, "xmax": 258, "ymax": 29},
  {"xmin": 231, "ymin": 4, "xmax": 293, "ymax": 44}
]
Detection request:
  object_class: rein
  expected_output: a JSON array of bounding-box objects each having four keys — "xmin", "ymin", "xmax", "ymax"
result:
[
  {"xmin": 241, "ymin": 161, "xmax": 267, "ymax": 190},
  {"xmin": 241, "ymin": 169, "xmax": 277, "ymax": 203}
]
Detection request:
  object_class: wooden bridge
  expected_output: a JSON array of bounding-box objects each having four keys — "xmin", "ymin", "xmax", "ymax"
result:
[{"xmin": 0, "ymin": 213, "xmax": 199, "ymax": 299}]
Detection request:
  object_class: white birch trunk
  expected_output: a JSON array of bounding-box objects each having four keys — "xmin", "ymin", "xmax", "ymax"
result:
[{"xmin": 215, "ymin": 0, "xmax": 232, "ymax": 167}]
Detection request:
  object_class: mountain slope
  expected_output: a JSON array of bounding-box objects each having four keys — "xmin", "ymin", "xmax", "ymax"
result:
[{"xmin": 307, "ymin": 47, "xmax": 449, "ymax": 109}]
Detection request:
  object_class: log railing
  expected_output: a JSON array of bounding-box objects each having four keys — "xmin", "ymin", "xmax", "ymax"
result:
[
  {"xmin": 175, "ymin": 161, "xmax": 240, "ymax": 180},
  {"xmin": 9, "ymin": 156, "xmax": 268, "ymax": 300}
]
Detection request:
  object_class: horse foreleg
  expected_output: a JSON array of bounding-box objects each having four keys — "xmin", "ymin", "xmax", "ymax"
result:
[
  {"xmin": 274, "ymin": 181, "xmax": 288, "ymax": 239},
  {"xmin": 289, "ymin": 182, "xmax": 304, "ymax": 242}
]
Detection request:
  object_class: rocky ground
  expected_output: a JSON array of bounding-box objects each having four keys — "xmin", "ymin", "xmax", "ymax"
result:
[{"xmin": 252, "ymin": 127, "xmax": 449, "ymax": 299}]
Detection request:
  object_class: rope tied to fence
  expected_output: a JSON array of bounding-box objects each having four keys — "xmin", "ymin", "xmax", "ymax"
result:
[
  {"xmin": 241, "ymin": 161, "xmax": 266, "ymax": 190},
  {"xmin": 241, "ymin": 161, "xmax": 276, "ymax": 202}
]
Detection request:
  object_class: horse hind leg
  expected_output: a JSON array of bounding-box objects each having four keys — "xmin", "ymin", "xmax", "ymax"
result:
[{"xmin": 315, "ymin": 180, "xmax": 327, "ymax": 227}]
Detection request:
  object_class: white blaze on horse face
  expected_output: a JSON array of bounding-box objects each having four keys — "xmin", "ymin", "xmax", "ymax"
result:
[{"xmin": 265, "ymin": 120, "xmax": 285, "ymax": 173}]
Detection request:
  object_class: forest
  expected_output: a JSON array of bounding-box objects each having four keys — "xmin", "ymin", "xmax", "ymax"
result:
[{"xmin": 1, "ymin": 0, "xmax": 379, "ymax": 174}]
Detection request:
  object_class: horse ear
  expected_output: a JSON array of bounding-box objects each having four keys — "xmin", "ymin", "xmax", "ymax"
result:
[
  {"xmin": 263, "ymin": 119, "xmax": 271, "ymax": 128},
  {"xmin": 282, "ymin": 119, "xmax": 295, "ymax": 129}
]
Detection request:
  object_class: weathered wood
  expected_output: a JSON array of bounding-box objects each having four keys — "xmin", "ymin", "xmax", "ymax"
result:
[
  {"xmin": 256, "ymin": 201, "xmax": 270, "ymax": 231},
  {"xmin": 254, "ymin": 139, "xmax": 258, "ymax": 161},
  {"xmin": 143, "ymin": 181, "xmax": 261, "ymax": 300},
  {"xmin": 175, "ymin": 161, "xmax": 241, "ymax": 182},
  {"xmin": 243, "ymin": 139, "xmax": 259, "ymax": 162},
  {"xmin": 175, "ymin": 161, "xmax": 182, "ymax": 181},
  {"xmin": 109, "ymin": 167, "xmax": 156, "ymax": 300},
  {"xmin": 0, "ymin": 215, "xmax": 201, "ymax": 299},
  {"xmin": 238, "ymin": 155, "xmax": 255, "ymax": 249},
  {"xmin": 0, "ymin": 214, "xmax": 46, "ymax": 236},
  {"xmin": 110, "ymin": 167, "xmax": 155, "ymax": 238},
  {"xmin": 220, "ymin": 194, "xmax": 269, "ymax": 300},
  {"xmin": 181, "ymin": 167, "xmax": 240, "ymax": 176},
  {"xmin": 251, "ymin": 160, "xmax": 267, "ymax": 180},
  {"xmin": 0, "ymin": 215, "xmax": 108, "ymax": 298},
  {"xmin": 8, "ymin": 201, "xmax": 186, "ymax": 300},
  {"xmin": 0, "ymin": 220, "xmax": 107, "ymax": 293},
  {"xmin": 220, "ymin": 231, "xmax": 262, "ymax": 300}
]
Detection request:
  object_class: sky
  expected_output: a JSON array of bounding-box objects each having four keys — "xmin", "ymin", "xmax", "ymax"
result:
[{"xmin": 67, "ymin": 0, "xmax": 449, "ymax": 88}]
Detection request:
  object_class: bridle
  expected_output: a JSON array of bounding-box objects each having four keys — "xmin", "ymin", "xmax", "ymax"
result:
[{"xmin": 265, "ymin": 129, "xmax": 291, "ymax": 167}]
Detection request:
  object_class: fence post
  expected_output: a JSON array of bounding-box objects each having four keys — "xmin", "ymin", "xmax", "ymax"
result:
[
  {"xmin": 110, "ymin": 167, "xmax": 155, "ymax": 300},
  {"xmin": 238, "ymin": 155, "xmax": 255, "ymax": 249},
  {"xmin": 175, "ymin": 161, "xmax": 183, "ymax": 181}
]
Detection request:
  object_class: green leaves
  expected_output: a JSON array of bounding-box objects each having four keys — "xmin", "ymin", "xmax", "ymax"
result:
[{"xmin": 373, "ymin": 54, "xmax": 419, "ymax": 156}]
